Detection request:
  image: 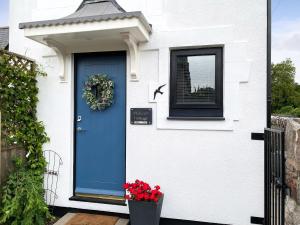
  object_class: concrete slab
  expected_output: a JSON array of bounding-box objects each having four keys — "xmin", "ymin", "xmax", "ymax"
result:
[
  {"xmin": 115, "ymin": 218, "xmax": 129, "ymax": 225},
  {"xmin": 53, "ymin": 213, "xmax": 76, "ymax": 225}
]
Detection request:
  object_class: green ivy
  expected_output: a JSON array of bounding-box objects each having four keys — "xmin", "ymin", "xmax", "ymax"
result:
[
  {"xmin": 0, "ymin": 52, "xmax": 49, "ymax": 172},
  {"xmin": 0, "ymin": 158, "xmax": 51, "ymax": 225},
  {"xmin": 0, "ymin": 51, "xmax": 50, "ymax": 224}
]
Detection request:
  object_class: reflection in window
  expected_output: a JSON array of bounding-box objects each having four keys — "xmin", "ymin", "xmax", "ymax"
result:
[{"xmin": 176, "ymin": 55, "xmax": 216, "ymax": 104}]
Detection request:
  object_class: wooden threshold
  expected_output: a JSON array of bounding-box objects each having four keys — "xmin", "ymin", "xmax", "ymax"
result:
[{"xmin": 69, "ymin": 193, "xmax": 126, "ymax": 206}]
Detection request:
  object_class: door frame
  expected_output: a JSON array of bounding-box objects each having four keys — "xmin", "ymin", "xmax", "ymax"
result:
[{"xmin": 72, "ymin": 51, "xmax": 127, "ymax": 200}]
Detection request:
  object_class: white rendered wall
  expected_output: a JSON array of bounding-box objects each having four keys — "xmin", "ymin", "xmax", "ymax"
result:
[{"xmin": 9, "ymin": 0, "xmax": 267, "ymax": 224}]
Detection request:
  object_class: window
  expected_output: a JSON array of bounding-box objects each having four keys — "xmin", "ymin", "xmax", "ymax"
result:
[{"xmin": 169, "ymin": 47, "xmax": 223, "ymax": 119}]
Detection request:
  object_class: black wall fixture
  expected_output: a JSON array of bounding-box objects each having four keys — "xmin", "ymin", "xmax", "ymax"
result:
[{"xmin": 154, "ymin": 84, "xmax": 166, "ymax": 100}]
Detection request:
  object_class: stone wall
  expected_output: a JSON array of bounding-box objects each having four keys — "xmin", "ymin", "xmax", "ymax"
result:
[{"xmin": 272, "ymin": 116, "xmax": 300, "ymax": 225}]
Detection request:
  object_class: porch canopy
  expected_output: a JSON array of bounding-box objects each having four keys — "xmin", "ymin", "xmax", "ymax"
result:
[{"xmin": 19, "ymin": 0, "xmax": 152, "ymax": 81}]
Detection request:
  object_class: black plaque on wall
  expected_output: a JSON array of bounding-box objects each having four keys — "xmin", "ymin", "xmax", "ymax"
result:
[{"xmin": 130, "ymin": 108, "xmax": 152, "ymax": 125}]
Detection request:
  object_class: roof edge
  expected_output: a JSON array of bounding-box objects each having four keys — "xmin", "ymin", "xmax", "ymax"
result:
[{"xmin": 19, "ymin": 11, "xmax": 152, "ymax": 33}]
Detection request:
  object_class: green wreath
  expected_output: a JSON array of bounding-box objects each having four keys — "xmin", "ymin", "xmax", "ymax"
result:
[{"xmin": 82, "ymin": 74, "xmax": 114, "ymax": 111}]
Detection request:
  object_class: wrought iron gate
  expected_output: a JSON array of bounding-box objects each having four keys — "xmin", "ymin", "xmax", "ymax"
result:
[{"xmin": 264, "ymin": 128, "xmax": 286, "ymax": 225}]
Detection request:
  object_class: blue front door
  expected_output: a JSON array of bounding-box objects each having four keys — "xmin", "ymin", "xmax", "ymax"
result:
[{"xmin": 75, "ymin": 52, "xmax": 126, "ymax": 197}]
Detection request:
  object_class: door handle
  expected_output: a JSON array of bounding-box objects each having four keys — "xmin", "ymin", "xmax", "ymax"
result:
[{"xmin": 77, "ymin": 127, "xmax": 87, "ymax": 132}]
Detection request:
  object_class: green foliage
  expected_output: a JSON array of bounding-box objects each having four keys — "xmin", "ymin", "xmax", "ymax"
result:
[
  {"xmin": 292, "ymin": 108, "xmax": 300, "ymax": 117},
  {"xmin": 0, "ymin": 51, "xmax": 50, "ymax": 224},
  {"xmin": 0, "ymin": 53, "xmax": 49, "ymax": 173},
  {"xmin": 274, "ymin": 106, "xmax": 299, "ymax": 116},
  {"xmin": 0, "ymin": 158, "xmax": 51, "ymax": 225},
  {"xmin": 272, "ymin": 59, "xmax": 300, "ymax": 117},
  {"xmin": 276, "ymin": 106, "xmax": 295, "ymax": 114},
  {"xmin": 82, "ymin": 74, "xmax": 114, "ymax": 111}
]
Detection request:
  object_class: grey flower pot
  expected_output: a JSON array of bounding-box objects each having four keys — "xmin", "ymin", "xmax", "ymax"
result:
[{"xmin": 128, "ymin": 194, "xmax": 164, "ymax": 225}]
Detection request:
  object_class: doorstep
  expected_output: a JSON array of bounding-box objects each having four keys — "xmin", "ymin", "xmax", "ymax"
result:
[{"xmin": 54, "ymin": 213, "xmax": 129, "ymax": 225}]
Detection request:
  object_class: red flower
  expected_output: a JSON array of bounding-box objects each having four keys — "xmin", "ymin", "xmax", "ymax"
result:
[
  {"xmin": 138, "ymin": 193, "xmax": 144, "ymax": 199},
  {"xmin": 125, "ymin": 195, "xmax": 130, "ymax": 200},
  {"xmin": 123, "ymin": 180, "xmax": 163, "ymax": 202},
  {"xmin": 143, "ymin": 183, "xmax": 150, "ymax": 190},
  {"xmin": 123, "ymin": 183, "xmax": 130, "ymax": 189},
  {"xmin": 144, "ymin": 193, "xmax": 150, "ymax": 200}
]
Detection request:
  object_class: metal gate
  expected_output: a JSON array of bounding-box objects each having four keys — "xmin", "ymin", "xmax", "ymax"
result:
[{"xmin": 264, "ymin": 128, "xmax": 286, "ymax": 225}]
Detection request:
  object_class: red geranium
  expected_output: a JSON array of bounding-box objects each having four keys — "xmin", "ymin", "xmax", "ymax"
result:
[{"xmin": 123, "ymin": 180, "xmax": 163, "ymax": 202}]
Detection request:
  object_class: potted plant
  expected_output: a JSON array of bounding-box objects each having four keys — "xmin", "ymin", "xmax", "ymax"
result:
[{"xmin": 123, "ymin": 180, "xmax": 164, "ymax": 225}]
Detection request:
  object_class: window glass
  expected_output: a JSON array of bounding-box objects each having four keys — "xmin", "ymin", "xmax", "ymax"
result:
[{"xmin": 176, "ymin": 55, "xmax": 216, "ymax": 104}]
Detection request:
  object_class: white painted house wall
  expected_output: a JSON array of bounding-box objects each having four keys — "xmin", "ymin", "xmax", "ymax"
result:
[{"xmin": 9, "ymin": 0, "xmax": 266, "ymax": 224}]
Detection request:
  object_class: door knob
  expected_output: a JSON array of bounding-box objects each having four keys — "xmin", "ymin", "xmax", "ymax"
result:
[{"xmin": 77, "ymin": 127, "xmax": 86, "ymax": 132}]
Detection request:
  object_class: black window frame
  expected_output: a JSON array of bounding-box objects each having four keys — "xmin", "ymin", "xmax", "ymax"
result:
[{"xmin": 169, "ymin": 47, "xmax": 223, "ymax": 119}]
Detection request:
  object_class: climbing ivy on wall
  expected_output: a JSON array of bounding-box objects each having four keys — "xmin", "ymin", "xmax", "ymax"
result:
[
  {"xmin": 0, "ymin": 51, "xmax": 49, "ymax": 173},
  {"xmin": 0, "ymin": 51, "xmax": 51, "ymax": 225}
]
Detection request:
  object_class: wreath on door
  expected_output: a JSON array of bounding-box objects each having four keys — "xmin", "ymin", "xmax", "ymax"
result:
[{"xmin": 82, "ymin": 74, "xmax": 114, "ymax": 111}]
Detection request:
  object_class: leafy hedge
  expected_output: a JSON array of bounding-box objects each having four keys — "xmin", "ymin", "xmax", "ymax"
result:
[
  {"xmin": 274, "ymin": 106, "xmax": 300, "ymax": 117},
  {"xmin": 0, "ymin": 51, "xmax": 50, "ymax": 224},
  {"xmin": 272, "ymin": 59, "xmax": 300, "ymax": 117}
]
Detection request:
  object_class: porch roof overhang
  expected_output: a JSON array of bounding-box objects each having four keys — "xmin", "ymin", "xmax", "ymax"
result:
[{"xmin": 19, "ymin": 0, "xmax": 152, "ymax": 82}]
